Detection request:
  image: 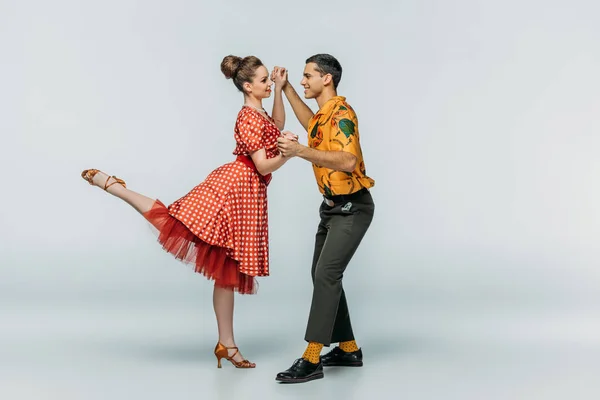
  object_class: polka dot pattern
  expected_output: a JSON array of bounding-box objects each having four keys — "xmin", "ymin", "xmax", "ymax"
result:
[
  {"xmin": 302, "ymin": 342, "xmax": 324, "ymax": 364},
  {"xmin": 233, "ymin": 107, "xmax": 280, "ymax": 156},
  {"xmin": 167, "ymin": 107, "xmax": 281, "ymax": 277},
  {"xmin": 339, "ymin": 340, "xmax": 359, "ymax": 352}
]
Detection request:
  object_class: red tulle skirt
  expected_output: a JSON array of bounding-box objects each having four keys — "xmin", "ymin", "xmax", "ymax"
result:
[{"xmin": 143, "ymin": 200, "xmax": 256, "ymax": 294}]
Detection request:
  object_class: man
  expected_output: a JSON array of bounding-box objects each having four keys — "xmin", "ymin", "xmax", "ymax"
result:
[{"xmin": 273, "ymin": 54, "xmax": 375, "ymax": 383}]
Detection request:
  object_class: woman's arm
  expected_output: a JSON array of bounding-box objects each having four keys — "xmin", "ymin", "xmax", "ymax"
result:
[
  {"xmin": 249, "ymin": 148, "xmax": 288, "ymax": 176},
  {"xmin": 270, "ymin": 67, "xmax": 286, "ymax": 130}
]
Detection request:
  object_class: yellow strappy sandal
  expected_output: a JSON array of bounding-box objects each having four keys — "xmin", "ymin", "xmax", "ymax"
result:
[{"xmin": 81, "ymin": 169, "xmax": 126, "ymax": 190}]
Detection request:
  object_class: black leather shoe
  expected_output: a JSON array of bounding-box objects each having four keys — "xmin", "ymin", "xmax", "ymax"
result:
[
  {"xmin": 320, "ymin": 347, "xmax": 363, "ymax": 367},
  {"xmin": 275, "ymin": 358, "xmax": 324, "ymax": 383}
]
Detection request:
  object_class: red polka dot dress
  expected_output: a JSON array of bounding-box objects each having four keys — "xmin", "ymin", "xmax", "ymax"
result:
[{"xmin": 143, "ymin": 106, "xmax": 281, "ymax": 294}]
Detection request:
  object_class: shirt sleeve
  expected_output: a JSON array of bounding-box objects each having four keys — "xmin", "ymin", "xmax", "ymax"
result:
[
  {"xmin": 331, "ymin": 106, "xmax": 361, "ymax": 157},
  {"xmin": 238, "ymin": 113, "xmax": 265, "ymax": 152}
]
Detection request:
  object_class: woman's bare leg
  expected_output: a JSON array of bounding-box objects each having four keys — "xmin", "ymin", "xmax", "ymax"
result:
[
  {"xmin": 87, "ymin": 170, "xmax": 156, "ymax": 215},
  {"xmin": 85, "ymin": 170, "xmax": 252, "ymax": 363},
  {"xmin": 213, "ymin": 285, "xmax": 254, "ymax": 365}
]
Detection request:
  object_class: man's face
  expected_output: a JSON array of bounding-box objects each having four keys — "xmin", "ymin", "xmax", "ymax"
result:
[{"xmin": 300, "ymin": 62, "xmax": 325, "ymax": 99}]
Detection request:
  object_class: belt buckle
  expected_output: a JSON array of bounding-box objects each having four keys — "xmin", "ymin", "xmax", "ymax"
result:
[{"xmin": 323, "ymin": 197, "xmax": 334, "ymax": 207}]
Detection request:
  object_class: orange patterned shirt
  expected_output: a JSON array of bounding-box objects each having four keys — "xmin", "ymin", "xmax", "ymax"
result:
[{"xmin": 307, "ymin": 96, "xmax": 375, "ymax": 197}]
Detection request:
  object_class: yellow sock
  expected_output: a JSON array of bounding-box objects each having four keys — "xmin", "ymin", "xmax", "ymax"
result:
[
  {"xmin": 339, "ymin": 340, "xmax": 359, "ymax": 352},
  {"xmin": 302, "ymin": 342, "xmax": 324, "ymax": 364}
]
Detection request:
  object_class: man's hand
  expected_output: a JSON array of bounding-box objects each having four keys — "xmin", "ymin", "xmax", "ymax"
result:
[
  {"xmin": 271, "ymin": 66, "xmax": 289, "ymax": 90},
  {"xmin": 278, "ymin": 133, "xmax": 302, "ymax": 158}
]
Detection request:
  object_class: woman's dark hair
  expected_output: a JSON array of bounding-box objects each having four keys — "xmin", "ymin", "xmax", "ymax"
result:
[{"xmin": 221, "ymin": 55, "xmax": 264, "ymax": 92}]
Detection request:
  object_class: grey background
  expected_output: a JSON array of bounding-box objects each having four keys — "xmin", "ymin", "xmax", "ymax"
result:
[{"xmin": 1, "ymin": 0, "xmax": 599, "ymax": 398}]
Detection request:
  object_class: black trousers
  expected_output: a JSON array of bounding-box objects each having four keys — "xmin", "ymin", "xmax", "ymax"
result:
[{"xmin": 304, "ymin": 190, "xmax": 375, "ymax": 346}]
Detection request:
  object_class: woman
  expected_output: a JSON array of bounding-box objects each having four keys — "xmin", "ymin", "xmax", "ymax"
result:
[{"xmin": 81, "ymin": 55, "xmax": 294, "ymax": 368}]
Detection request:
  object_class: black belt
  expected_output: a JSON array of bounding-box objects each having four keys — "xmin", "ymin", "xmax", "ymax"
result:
[{"xmin": 324, "ymin": 187, "xmax": 369, "ymax": 204}]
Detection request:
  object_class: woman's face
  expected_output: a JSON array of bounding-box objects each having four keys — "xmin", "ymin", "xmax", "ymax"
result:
[{"xmin": 245, "ymin": 65, "xmax": 272, "ymax": 99}]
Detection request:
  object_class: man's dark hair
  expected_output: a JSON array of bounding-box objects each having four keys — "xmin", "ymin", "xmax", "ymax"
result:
[{"xmin": 306, "ymin": 54, "xmax": 342, "ymax": 89}]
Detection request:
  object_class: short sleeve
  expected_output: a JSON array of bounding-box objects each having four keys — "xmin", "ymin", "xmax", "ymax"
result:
[
  {"xmin": 238, "ymin": 112, "xmax": 265, "ymax": 152},
  {"xmin": 332, "ymin": 106, "xmax": 360, "ymax": 157}
]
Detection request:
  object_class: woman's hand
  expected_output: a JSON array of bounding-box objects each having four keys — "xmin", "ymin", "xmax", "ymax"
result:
[{"xmin": 281, "ymin": 130, "xmax": 298, "ymax": 142}]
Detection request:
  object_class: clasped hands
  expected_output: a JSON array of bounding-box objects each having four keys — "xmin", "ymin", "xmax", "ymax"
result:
[{"xmin": 278, "ymin": 131, "xmax": 301, "ymax": 158}]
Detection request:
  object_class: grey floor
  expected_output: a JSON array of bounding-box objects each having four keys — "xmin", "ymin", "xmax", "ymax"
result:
[{"xmin": 2, "ymin": 248, "xmax": 599, "ymax": 400}]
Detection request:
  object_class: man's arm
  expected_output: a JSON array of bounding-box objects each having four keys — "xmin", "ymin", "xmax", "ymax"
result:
[
  {"xmin": 277, "ymin": 137, "xmax": 357, "ymax": 172},
  {"xmin": 282, "ymin": 85, "xmax": 314, "ymax": 131},
  {"xmin": 297, "ymin": 145, "xmax": 357, "ymax": 172}
]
